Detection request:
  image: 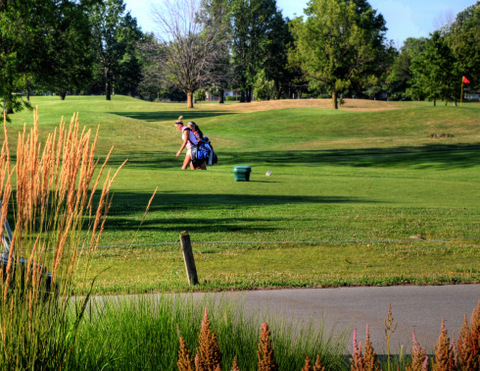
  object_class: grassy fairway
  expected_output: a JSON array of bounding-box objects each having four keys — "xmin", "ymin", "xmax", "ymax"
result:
[{"xmin": 7, "ymin": 96, "xmax": 480, "ymax": 293}]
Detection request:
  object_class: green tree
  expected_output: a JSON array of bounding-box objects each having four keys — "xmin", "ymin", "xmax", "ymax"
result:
[
  {"xmin": 0, "ymin": 0, "xmax": 39, "ymax": 114},
  {"xmin": 386, "ymin": 37, "xmax": 427, "ymax": 100},
  {"xmin": 89, "ymin": 0, "xmax": 143, "ymax": 100},
  {"xmin": 253, "ymin": 69, "xmax": 275, "ymax": 100},
  {"xmin": 448, "ymin": 1, "xmax": 480, "ymax": 91},
  {"xmin": 410, "ymin": 31, "xmax": 459, "ymax": 106},
  {"xmin": 114, "ymin": 12, "xmax": 144, "ymax": 96},
  {"xmin": 137, "ymin": 34, "xmax": 167, "ymax": 100},
  {"xmin": 37, "ymin": 0, "xmax": 95, "ymax": 100},
  {"xmin": 263, "ymin": 11, "xmax": 295, "ymax": 99},
  {"xmin": 0, "ymin": 0, "xmax": 103, "ymax": 113},
  {"xmin": 194, "ymin": 88, "xmax": 206, "ymax": 101},
  {"xmin": 290, "ymin": 0, "xmax": 389, "ymax": 109},
  {"xmin": 230, "ymin": 0, "xmax": 278, "ymax": 102},
  {"xmin": 199, "ymin": 0, "xmax": 232, "ymax": 104}
]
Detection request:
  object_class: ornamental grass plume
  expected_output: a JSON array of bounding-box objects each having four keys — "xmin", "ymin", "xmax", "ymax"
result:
[
  {"xmin": 407, "ymin": 330, "xmax": 428, "ymax": 371},
  {"xmin": 196, "ymin": 307, "xmax": 222, "ymax": 371},
  {"xmin": 457, "ymin": 300, "xmax": 480, "ymax": 370},
  {"xmin": 351, "ymin": 328, "xmax": 365, "ymax": 370},
  {"xmin": 351, "ymin": 325, "xmax": 381, "ymax": 371},
  {"xmin": 257, "ymin": 322, "xmax": 278, "ymax": 371},
  {"xmin": 230, "ymin": 355, "xmax": 240, "ymax": 371},
  {"xmin": 313, "ymin": 355, "xmax": 325, "ymax": 371},
  {"xmin": 363, "ymin": 324, "xmax": 381, "ymax": 371},
  {"xmin": 178, "ymin": 337, "xmax": 195, "ymax": 371},
  {"xmin": 302, "ymin": 354, "xmax": 325, "ymax": 371},
  {"xmin": 0, "ymin": 110, "xmax": 123, "ymax": 368},
  {"xmin": 433, "ymin": 318, "xmax": 457, "ymax": 371},
  {"xmin": 302, "ymin": 354, "xmax": 313, "ymax": 371}
]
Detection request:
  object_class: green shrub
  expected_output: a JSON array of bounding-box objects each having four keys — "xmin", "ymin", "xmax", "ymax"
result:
[{"xmin": 194, "ymin": 89, "xmax": 206, "ymax": 101}]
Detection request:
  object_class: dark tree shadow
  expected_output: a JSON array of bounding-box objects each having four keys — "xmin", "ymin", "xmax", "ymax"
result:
[
  {"xmin": 100, "ymin": 191, "xmax": 377, "ymax": 233},
  {"xmin": 107, "ymin": 143, "xmax": 480, "ymax": 171},
  {"xmin": 108, "ymin": 192, "xmax": 374, "ymax": 212},
  {"xmin": 109, "ymin": 110, "xmax": 237, "ymax": 123}
]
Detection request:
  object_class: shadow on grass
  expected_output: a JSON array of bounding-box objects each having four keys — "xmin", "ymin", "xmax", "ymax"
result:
[
  {"xmin": 227, "ymin": 143, "xmax": 480, "ymax": 170},
  {"xmin": 109, "ymin": 192, "xmax": 372, "ymax": 211},
  {"xmin": 103, "ymin": 192, "xmax": 376, "ymax": 233},
  {"xmin": 105, "ymin": 216, "xmax": 280, "ymax": 233},
  {"xmin": 109, "ymin": 143, "xmax": 480, "ymax": 170},
  {"xmin": 314, "ymin": 143, "xmax": 480, "ymax": 170},
  {"xmin": 109, "ymin": 110, "xmax": 237, "ymax": 123}
]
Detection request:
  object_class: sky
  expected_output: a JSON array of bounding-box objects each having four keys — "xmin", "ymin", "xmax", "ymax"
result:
[{"xmin": 123, "ymin": 0, "xmax": 477, "ymax": 48}]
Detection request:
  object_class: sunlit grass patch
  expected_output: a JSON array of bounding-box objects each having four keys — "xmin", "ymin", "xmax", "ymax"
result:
[{"xmin": 6, "ymin": 97, "xmax": 480, "ymax": 294}]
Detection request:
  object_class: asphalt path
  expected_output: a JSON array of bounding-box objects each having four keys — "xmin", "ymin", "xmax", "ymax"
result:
[{"xmin": 190, "ymin": 284, "xmax": 480, "ymax": 354}]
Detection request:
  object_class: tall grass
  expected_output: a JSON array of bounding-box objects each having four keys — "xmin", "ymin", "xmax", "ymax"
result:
[
  {"xmin": 0, "ymin": 109, "xmax": 123, "ymax": 368},
  {"xmin": 67, "ymin": 296, "xmax": 480, "ymax": 370},
  {"xmin": 68, "ymin": 294, "xmax": 349, "ymax": 370}
]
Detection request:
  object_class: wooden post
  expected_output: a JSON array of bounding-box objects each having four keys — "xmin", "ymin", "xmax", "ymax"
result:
[{"xmin": 180, "ymin": 231, "xmax": 199, "ymax": 285}]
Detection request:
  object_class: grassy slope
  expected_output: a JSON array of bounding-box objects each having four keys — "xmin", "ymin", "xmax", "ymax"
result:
[{"xmin": 6, "ymin": 96, "xmax": 480, "ymax": 293}]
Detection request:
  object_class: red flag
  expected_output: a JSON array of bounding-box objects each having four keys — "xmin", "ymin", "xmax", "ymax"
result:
[{"xmin": 462, "ymin": 76, "xmax": 470, "ymax": 84}]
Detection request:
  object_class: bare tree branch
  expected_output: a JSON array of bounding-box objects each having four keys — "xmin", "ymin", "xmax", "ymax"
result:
[{"xmin": 151, "ymin": 0, "xmax": 223, "ymax": 107}]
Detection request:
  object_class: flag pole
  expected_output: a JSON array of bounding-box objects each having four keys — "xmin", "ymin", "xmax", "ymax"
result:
[{"xmin": 460, "ymin": 80, "xmax": 464, "ymax": 106}]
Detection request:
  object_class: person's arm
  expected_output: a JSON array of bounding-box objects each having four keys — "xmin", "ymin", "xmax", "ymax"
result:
[{"xmin": 176, "ymin": 135, "xmax": 189, "ymax": 157}]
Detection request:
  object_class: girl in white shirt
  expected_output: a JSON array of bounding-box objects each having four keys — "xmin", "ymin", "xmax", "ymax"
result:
[{"xmin": 175, "ymin": 116, "xmax": 198, "ymax": 170}]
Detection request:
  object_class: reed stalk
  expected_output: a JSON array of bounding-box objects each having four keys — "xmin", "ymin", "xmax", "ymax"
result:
[
  {"xmin": 0, "ymin": 109, "xmax": 123, "ymax": 368},
  {"xmin": 385, "ymin": 302, "xmax": 398, "ymax": 371}
]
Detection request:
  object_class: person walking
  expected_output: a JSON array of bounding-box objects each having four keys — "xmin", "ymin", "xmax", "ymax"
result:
[
  {"xmin": 188, "ymin": 121, "xmax": 217, "ymax": 167},
  {"xmin": 187, "ymin": 121, "xmax": 203, "ymax": 141},
  {"xmin": 175, "ymin": 116, "xmax": 198, "ymax": 170}
]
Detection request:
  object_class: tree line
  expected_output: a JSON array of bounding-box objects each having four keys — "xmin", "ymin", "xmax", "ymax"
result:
[
  {"xmin": 0, "ymin": 0, "xmax": 142, "ymax": 115},
  {"xmin": 1, "ymin": 0, "xmax": 479, "ymax": 114}
]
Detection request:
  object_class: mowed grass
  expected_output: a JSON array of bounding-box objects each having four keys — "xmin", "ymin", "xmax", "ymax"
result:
[{"xmin": 7, "ymin": 96, "xmax": 480, "ymax": 293}]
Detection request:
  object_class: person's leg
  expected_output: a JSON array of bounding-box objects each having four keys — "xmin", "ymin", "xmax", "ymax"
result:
[{"xmin": 182, "ymin": 153, "xmax": 192, "ymax": 169}]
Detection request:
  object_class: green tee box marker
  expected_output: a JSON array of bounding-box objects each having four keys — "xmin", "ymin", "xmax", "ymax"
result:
[{"xmin": 233, "ymin": 165, "xmax": 252, "ymax": 182}]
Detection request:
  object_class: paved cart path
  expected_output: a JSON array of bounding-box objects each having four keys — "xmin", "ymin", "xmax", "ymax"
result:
[{"xmin": 190, "ymin": 284, "xmax": 480, "ymax": 354}]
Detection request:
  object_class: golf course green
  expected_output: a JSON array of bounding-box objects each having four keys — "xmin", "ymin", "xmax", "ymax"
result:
[{"xmin": 7, "ymin": 96, "xmax": 480, "ymax": 293}]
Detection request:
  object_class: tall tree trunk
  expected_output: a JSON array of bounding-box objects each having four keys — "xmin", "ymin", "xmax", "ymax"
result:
[
  {"xmin": 246, "ymin": 87, "xmax": 252, "ymax": 102},
  {"xmin": 240, "ymin": 91, "xmax": 246, "ymax": 103},
  {"xmin": 105, "ymin": 67, "xmax": 111, "ymax": 101},
  {"xmin": 333, "ymin": 91, "xmax": 338, "ymax": 109},
  {"xmin": 219, "ymin": 89, "xmax": 224, "ymax": 104},
  {"xmin": 187, "ymin": 92, "xmax": 194, "ymax": 108},
  {"xmin": 275, "ymin": 81, "xmax": 281, "ymax": 100}
]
